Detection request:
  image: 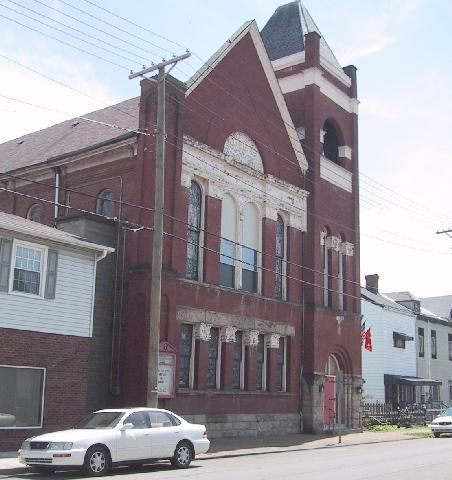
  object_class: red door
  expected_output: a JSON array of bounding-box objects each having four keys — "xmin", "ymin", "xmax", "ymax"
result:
[{"xmin": 324, "ymin": 375, "xmax": 336, "ymax": 428}]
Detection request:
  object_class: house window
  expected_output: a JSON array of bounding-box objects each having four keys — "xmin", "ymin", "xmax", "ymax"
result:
[
  {"xmin": 0, "ymin": 365, "xmax": 45, "ymax": 428},
  {"xmin": 256, "ymin": 334, "xmax": 266, "ymax": 391},
  {"xmin": 27, "ymin": 205, "xmax": 41, "ymax": 223},
  {"xmin": 275, "ymin": 215, "xmax": 286, "ymax": 300},
  {"xmin": 431, "ymin": 330, "xmax": 437, "ymax": 359},
  {"xmin": 12, "ymin": 244, "xmax": 44, "ymax": 296},
  {"xmin": 448, "ymin": 334, "xmax": 452, "ymax": 361},
  {"xmin": 241, "ymin": 203, "xmax": 259, "ymax": 293},
  {"xmin": 186, "ymin": 181, "xmax": 203, "ymax": 281},
  {"xmin": 207, "ymin": 327, "xmax": 220, "ymax": 389},
  {"xmin": 393, "ymin": 332, "xmax": 406, "ymax": 349},
  {"xmin": 220, "ymin": 194, "xmax": 236, "ymax": 288},
  {"xmin": 178, "ymin": 324, "xmax": 193, "ymax": 389},
  {"xmin": 96, "ymin": 189, "xmax": 114, "ymax": 217},
  {"xmin": 418, "ymin": 328, "xmax": 424, "ymax": 357},
  {"xmin": 276, "ymin": 337, "xmax": 286, "ymax": 392},
  {"xmin": 233, "ymin": 331, "xmax": 243, "ymax": 389},
  {"xmin": 449, "ymin": 383, "xmax": 452, "ymax": 403}
]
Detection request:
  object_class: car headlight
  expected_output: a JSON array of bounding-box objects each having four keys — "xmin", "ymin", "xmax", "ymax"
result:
[{"xmin": 48, "ymin": 442, "xmax": 73, "ymax": 450}]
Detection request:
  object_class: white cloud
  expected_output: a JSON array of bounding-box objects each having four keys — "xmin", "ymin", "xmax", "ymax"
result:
[{"xmin": 339, "ymin": 34, "xmax": 395, "ymax": 64}]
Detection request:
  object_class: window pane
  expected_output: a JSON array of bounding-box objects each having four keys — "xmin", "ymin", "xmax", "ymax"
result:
[
  {"xmin": 178, "ymin": 325, "xmax": 193, "ymax": 388},
  {"xmin": 207, "ymin": 328, "xmax": 219, "ymax": 389},
  {"xmin": 256, "ymin": 335, "xmax": 264, "ymax": 391},
  {"xmin": 418, "ymin": 328, "xmax": 424, "ymax": 357},
  {"xmin": 97, "ymin": 190, "xmax": 113, "ymax": 217},
  {"xmin": 220, "ymin": 240, "xmax": 235, "ymax": 288},
  {"xmin": 0, "ymin": 367, "xmax": 44, "ymax": 427},
  {"xmin": 220, "ymin": 239, "xmax": 235, "ymax": 266},
  {"xmin": 242, "ymin": 247, "xmax": 257, "ymax": 293},
  {"xmin": 233, "ymin": 331, "xmax": 242, "ymax": 389},
  {"xmin": 13, "ymin": 246, "xmax": 42, "ymax": 295},
  {"xmin": 186, "ymin": 182, "xmax": 202, "ymax": 280},
  {"xmin": 277, "ymin": 337, "xmax": 285, "ymax": 391},
  {"xmin": 275, "ymin": 258, "xmax": 283, "ymax": 299},
  {"xmin": 186, "ymin": 230, "xmax": 200, "ymax": 280}
]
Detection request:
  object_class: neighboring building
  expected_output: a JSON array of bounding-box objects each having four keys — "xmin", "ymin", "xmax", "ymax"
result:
[
  {"xmin": 0, "ymin": 0, "xmax": 362, "ymax": 440},
  {"xmin": 361, "ymin": 274, "xmax": 419, "ymax": 407},
  {"xmin": 420, "ymin": 295, "xmax": 452, "ymax": 322},
  {"xmin": 0, "ymin": 212, "xmax": 113, "ymax": 450},
  {"xmin": 387, "ymin": 291, "xmax": 452, "ymax": 407}
]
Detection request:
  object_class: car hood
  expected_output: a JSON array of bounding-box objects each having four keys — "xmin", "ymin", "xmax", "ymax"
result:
[
  {"xmin": 28, "ymin": 429, "xmax": 113, "ymax": 443},
  {"xmin": 432, "ymin": 415, "xmax": 452, "ymax": 423}
]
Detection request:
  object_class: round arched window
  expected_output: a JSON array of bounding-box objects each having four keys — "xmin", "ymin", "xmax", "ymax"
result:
[
  {"xmin": 96, "ymin": 190, "xmax": 114, "ymax": 217},
  {"xmin": 27, "ymin": 205, "xmax": 41, "ymax": 223}
]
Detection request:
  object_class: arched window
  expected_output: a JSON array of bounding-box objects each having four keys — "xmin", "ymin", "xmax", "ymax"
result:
[
  {"xmin": 242, "ymin": 203, "xmax": 259, "ymax": 293},
  {"xmin": 27, "ymin": 204, "xmax": 41, "ymax": 223},
  {"xmin": 322, "ymin": 121, "xmax": 340, "ymax": 164},
  {"xmin": 275, "ymin": 215, "xmax": 286, "ymax": 299},
  {"xmin": 186, "ymin": 181, "xmax": 203, "ymax": 280},
  {"xmin": 321, "ymin": 229, "xmax": 332, "ymax": 307},
  {"xmin": 96, "ymin": 190, "xmax": 113, "ymax": 217},
  {"xmin": 220, "ymin": 194, "xmax": 236, "ymax": 288}
]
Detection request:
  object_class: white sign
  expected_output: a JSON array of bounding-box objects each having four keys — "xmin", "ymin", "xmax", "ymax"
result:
[{"xmin": 158, "ymin": 354, "xmax": 175, "ymax": 397}]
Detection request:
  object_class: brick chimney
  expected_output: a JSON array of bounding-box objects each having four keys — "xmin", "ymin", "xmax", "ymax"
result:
[{"xmin": 365, "ymin": 274, "xmax": 379, "ymax": 294}]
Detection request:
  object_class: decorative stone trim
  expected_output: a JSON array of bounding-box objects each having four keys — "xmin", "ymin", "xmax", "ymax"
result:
[
  {"xmin": 320, "ymin": 230, "xmax": 327, "ymax": 246},
  {"xmin": 326, "ymin": 235, "xmax": 340, "ymax": 251},
  {"xmin": 194, "ymin": 323, "xmax": 212, "ymax": 341},
  {"xmin": 338, "ymin": 145, "xmax": 352, "ymax": 160},
  {"xmin": 180, "ymin": 169, "xmax": 192, "ymax": 189},
  {"xmin": 320, "ymin": 129, "xmax": 326, "ymax": 143},
  {"xmin": 220, "ymin": 326, "xmax": 237, "ymax": 343},
  {"xmin": 296, "ymin": 126, "xmax": 305, "ymax": 141},
  {"xmin": 244, "ymin": 330, "xmax": 259, "ymax": 347},
  {"xmin": 265, "ymin": 333, "xmax": 280, "ymax": 349},
  {"xmin": 340, "ymin": 241, "xmax": 354, "ymax": 256}
]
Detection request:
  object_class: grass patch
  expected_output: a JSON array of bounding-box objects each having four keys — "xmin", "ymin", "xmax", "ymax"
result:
[{"xmin": 364, "ymin": 424, "xmax": 399, "ymax": 432}]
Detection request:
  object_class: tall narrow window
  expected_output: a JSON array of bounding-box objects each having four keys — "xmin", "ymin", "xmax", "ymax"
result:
[
  {"xmin": 431, "ymin": 330, "xmax": 437, "ymax": 359},
  {"xmin": 232, "ymin": 331, "xmax": 243, "ymax": 389},
  {"xmin": 27, "ymin": 205, "xmax": 41, "ymax": 223},
  {"xmin": 207, "ymin": 327, "xmax": 220, "ymax": 389},
  {"xmin": 275, "ymin": 215, "xmax": 285, "ymax": 299},
  {"xmin": 256, "ymin": 334, "xmax": 265, "ymax": 391},
  {"xmin": 178, "ymin": 324, "xmax": 193, "ymax": 388},
  {"xmin": 96, "ymin": 190, "xmax": 113, "ymax": 217},
  {"xmin": 418, "ymin": 327, "xmax": 424, "ymax": 357},
  {"xmin": 186, "ymin": 181, "xmax": 202, "ymax": 280},
  {"xmin": 448, "ymin": 334, "xmax": 452, "ymax": 361},
  {"xmin": 338, "ymin": 236, "xmax": 344, "ymax": 311},
  {"xmin": 242, "ymin": 203, "xmax": 259, "ymax": 293},
  {"xmin": 277, "ymin": 337, "xmax": 286, "ymax": 392},
  {"xmin": 220, "ymin": 194, "xmax": 236, "ymax": 288},
  {"xmin": 321, "ymin": 230, "xmax": 330, "ymax": 306},
  {"xmin": 322, "ymin": 120, "xmax": 340, "ymax": 164}
]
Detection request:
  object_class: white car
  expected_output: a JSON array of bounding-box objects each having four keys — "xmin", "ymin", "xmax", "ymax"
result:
[
  {"xmin": 18, "ymin": 407, "xmax": 210, "ymax": 476},
  {"xmin": 431, "ymin": 407, "xmax": 452, "ymax": 437}
]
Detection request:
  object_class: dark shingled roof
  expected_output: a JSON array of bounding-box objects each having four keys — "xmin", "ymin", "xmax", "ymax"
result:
[
  {"xmin": 260, "ymin": 2, "xmax": 305, "ymax": 61},
  {"xmin": 0, "ymin": 96, "xmax": 140, "ymax": 174}
]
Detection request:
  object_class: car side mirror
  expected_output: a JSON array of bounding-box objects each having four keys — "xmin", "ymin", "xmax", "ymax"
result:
[{"xmin": 120, "ymin": 423, "xmax": 134, "ymax": 431}]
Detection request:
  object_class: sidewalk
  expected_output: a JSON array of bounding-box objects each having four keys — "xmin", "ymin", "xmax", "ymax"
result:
[{"xmin": 0, "ymin": 429, "xmax": 425, "ymax": 476}]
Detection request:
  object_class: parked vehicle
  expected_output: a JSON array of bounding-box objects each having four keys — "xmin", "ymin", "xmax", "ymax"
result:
[
  {"xmin": 431, "ymin": 407, "xmax": 452, "ymax": 437},
  {"xmin": 18, "ymin": 408, "xmax": 209, "ymax": 476}
]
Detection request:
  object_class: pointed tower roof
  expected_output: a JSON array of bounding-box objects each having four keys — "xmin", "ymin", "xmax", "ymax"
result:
[{"xmin": 261, "ymin": 1, "xmax": 348, "ymax": 83}]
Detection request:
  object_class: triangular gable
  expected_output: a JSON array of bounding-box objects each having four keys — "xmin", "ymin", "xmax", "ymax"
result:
[{"xmin": 186, "ymin": 20, "xmax": 308, "ymax": 174}]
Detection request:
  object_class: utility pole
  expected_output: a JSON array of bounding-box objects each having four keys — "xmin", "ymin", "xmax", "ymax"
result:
[{"xmin": 129, "ymin": 52, "xmax": 190, "ymax": 407}]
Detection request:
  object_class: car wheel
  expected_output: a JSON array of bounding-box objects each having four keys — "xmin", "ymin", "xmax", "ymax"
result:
[
  {"xmin": 433, "ymin": 432, "xmax": 440, "ymax": 438},
  {"xmin": 83, "ymin": 445, "xmax": 111, "ymax": 476},
  {"xmin": 171, "ymin": 440, "xmax": 193, "ymax": 469}
]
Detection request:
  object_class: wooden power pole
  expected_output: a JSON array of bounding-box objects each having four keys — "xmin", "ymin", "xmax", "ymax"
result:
[{"xmin": 129, "ymin": 52, "xmax": 190, "ymax": 407}]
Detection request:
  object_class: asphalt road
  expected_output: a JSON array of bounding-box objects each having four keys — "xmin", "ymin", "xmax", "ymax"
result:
[{"xmin": 3, "ymin": 437, "xmax": 452, "ymax": 480}]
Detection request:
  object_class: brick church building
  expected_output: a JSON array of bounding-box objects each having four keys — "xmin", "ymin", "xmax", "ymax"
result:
[{"xmin": 0, "ymin": 1, "xmax": 361, "ymax": 448}]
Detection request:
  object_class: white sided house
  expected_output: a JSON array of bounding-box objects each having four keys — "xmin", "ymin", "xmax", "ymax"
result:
[
  {"xmin": 361, "ymin": 275, "xmax": 417, "ymax": 407},
  {"xmin": 0, "ymin": 211, "xmax": 113, "ymax": 451}
]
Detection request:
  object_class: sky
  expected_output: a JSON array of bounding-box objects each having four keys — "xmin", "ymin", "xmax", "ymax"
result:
[{"xmin": 0, "ymin": 0, "xmax": 451, "ymax": 298}]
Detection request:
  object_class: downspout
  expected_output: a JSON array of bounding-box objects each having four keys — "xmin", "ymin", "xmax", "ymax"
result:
[
  {"xmin": 54, "ymin": 167, "xmax": 61, "ymax": 225},
  {"xmin": 89, "ymin": 249, "xmax": 110, "ymax": 337}
]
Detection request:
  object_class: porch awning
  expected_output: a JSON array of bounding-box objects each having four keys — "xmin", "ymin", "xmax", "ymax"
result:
[
  {"xmin": 384, "ymin": 374, "xmax": 442, "ymax": 386},
  {"xmin": 393, "ymin": 332, "xmax": 414, "ymax": 341}
]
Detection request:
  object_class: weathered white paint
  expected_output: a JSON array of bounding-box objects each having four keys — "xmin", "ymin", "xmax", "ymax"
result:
[
  {"xmin": 320, "ymin": 156, "xmax": 353, "ymax": 193},
  {"xmin": 0, "ymin": 248, "xmax": 97, "ymax": 337}
]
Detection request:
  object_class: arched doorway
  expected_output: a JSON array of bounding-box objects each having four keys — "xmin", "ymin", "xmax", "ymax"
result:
[{"xmin": 324, "ymin": 354, "xmax": 342, "ymax": 432}]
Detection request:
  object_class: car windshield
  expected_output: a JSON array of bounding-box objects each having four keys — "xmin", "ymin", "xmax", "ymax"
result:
[
  {"xmin": 74, "ymin": 411, "xmax": 124, "ymax": 429},
  {"xmin": 441, "ymin": 408, "xmax": 452, "ymax": 417}
]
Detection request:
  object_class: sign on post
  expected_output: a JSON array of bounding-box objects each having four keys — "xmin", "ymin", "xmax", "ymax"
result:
[{"xmin": 158, "ymin": 341, "xmax": 177, "ymax": 398}]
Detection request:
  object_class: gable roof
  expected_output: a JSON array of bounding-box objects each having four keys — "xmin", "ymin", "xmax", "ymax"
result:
[
  {"xmin": 0, "ymin": 211, "xmax": 114, "ymax": 253},
  {"xmin": 0, "ymin": 97, "xmax": 139, "ymax": 174},
  {"xmin": 419, "ymin": 295, "xmax": 452, "ymax": 320},
  {"xmin": 186, "ymin": 20, "xmax": 308, "ymax": 173}
]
